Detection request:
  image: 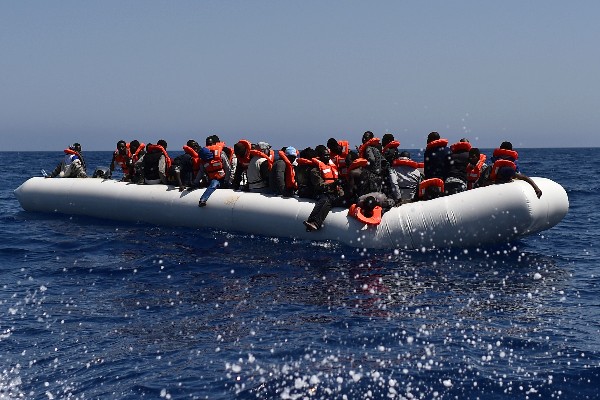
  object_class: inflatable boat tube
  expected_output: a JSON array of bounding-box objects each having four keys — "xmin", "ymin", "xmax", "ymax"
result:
[{"xmin": 14, "ymin": 177, "xmax": 568, "ymax": 250}]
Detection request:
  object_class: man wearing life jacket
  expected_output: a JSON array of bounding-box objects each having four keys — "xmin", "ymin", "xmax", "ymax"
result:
[
  {"xmin": 127, "ymin": 139, "xmax": 146, "ymax": 183},
  {"xmin": 168, "ymin": 140, "xmax": 201, "ymax": 191},
  {"xmin": 139, "ymin": 139, "xmax": 171, "ymax": 185},
  {"xmin": 491, "ymin": 141, "xmax": 520, "ymax": 173},
  {"xmin": 387, "ymin": 151, "xmax": 422, "ymax": 203},
  {"xmin": 465, "ymin": 147, "xmax": 487, "ymax": 190},
  {"xmin": 46, "ymin": 143, "xmax": 87, "ymax": 178},
  {"xmin": 423, "ymin": 131, "xmax": 452, "ymax": 180},
  {"xmin": 418, "ymin": 178, "xmax": 445, "ymax": 201},
  {"xmin": 327, "ymin": 138, "xmax": 350, "ymax": 180},
  {"xmin": 444, "ymin": 138, "xmax": 472, "ymax": 195},
  {"xmin": 381, "ymin": 133, "xmax": 401, "ymax": 164},
  {"xmin": 303, "ymin": 145, "xmax": 345, "ymax": 232},
  {"xmin": 246, "ymin": 142, "xmax": 273, "ymax": 193},
  {"xmin": 109, "ymin": 140, "xmax": 132, "ymax": 181},
  {"xmin": 347, "ymin": 193, "xmax": 394, "ymax": 226},
  {"xmin": 480, "ymin": 158, "xmax": 542, "ymax": 198},
  {"xmin": 357, "ymin": 131, "xmax": 387, "ymax": 194},
  {"xmin": 231, "ymin": 139, "xmax": 253, "ymax": 191},
  {"xmin": 269, "ymin": 146, "xmax": 298, "ymax": 197},
  {"xmin": 197, "ymin": 142, "xmax": 233, "ymax": 207},
  {"xmin": 294, "ymin": 147, "xmax": 318, "ymax": 199}
]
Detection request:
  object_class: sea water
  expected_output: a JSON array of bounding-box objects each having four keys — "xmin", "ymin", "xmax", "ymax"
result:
[{"xmin": 1, "ymin": 149, "xmax": 598, "ymax": 399}]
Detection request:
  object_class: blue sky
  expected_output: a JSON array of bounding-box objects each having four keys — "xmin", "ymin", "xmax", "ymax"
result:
[{"xmin": 1, "ymin": 1, "xmax": 599, "ymax": 151}]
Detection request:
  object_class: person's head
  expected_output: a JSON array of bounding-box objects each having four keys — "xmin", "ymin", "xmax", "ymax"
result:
[
  {"xmin": 315, "ymin": 144, "xmax": 330, "ymax": 163},
  {"xmin": 70, "ymin": 143, "xmax": 82, "ymax": 152},
  {"xmin": 327, "ymin": 138, "xmax": 342, "ymax": 154},
  {"xmin": 460, "ymin": 138, "xmax": 470, "ymax": 143},
  {"xmin": 346, "ymin": 150, "xmax": 359, "ymax": 166},
  {"xmin": 157, "ymin": 139, "xmax": 167, "ymax": 149},
  {"xmin": 299, "ymin": 147, "xmax": 316, "ymax": 160},
  {"xmin": 205, "ymin": 136, "xmax": 215, "ymax": 146},
  {"xmin": 284, "ymin": 146, "xmax": 297, "ymax": 163},
  {"xmin": 427, "ymin": 132, "xmax": 440, "ymax": 143},
  {"xmin": 500, "ymin": 141, "xmax": 513, "ymax": 150},
  {"xmin": 362, "ymin": 195, "xmax": 377, "ymax": 217},
  {"xmin": 187, "ymin": 139, "xmax": 200, "ymax": 151},
  {"xmin": 257, "ymin": 142, "xmax": 271, "ymax": 156},
  {"xmin": 117, "ymin": 140, "xmax": 127, "ymax": 154},
  {"xmin": 468, "ymin": 148, "xmax": 480, "ymax": 165},
  {"xmin": 234, "ymin": 141, "xmax": 248, "ymax": 159},
  {"xmin": 362, "ymin": 131, "xmax": 374, "ymax": 144},
  {"xmin": 130, "ymin": 140, "xmax": 141, "ymax": 153},
  {"xmin": 211, "ymin": 134, "xmax": 220, "ymax": 144},
  {"xmin": 399, "ymin": 151, "xmax": 411, "ymax": 159},
  {"xmin": 382, "ymin": 133, "xmax": 395, "ymax": 148}
]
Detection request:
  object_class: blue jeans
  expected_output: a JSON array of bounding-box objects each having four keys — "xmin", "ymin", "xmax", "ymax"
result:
[{"xmin": 200, "ymin": 179, "xmax": 221, "ymax": 202}]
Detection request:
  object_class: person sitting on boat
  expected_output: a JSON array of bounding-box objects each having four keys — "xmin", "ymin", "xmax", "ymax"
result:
[
  {"xmin": 138, "ymin": 139, "xmax": 170, "ymax": 185},
  {"xmin": 231, "ymin": 139, "xmax": 253, "ymax": 191},
  {"xmin": 109, "ymin": 140, "xmax": 133, "ymax": 181},
  {"xmin": 381, "ymin": 133, "xmax": 401, "ymax": 163},
  {"xmin": 168, "ymin": 140, "xmax": 201, "ymax": 191},
  {"xmin": 197, "ymin": 142, "xmax": 232, "ymax": 207},
  {"xmin": 45, "ymin": 143, "xmax": 87, "ymax": 178},
  {"xmin": 294, "ymin": 147, "xmax": 317, "ymax": 199},
  {"xmin": 327, "ymin": 138, "xmax": 350, "ymax": 180},
  {"xmin": 479, "ymin": 159, "xmax": 542, "ymax": 198},
  {"xmin": 387, "ymin": 151, "xmax": 422, "ymax": 203},
  {"xmin": 247, "ymin": 142, "xmax": 273, "ymax": 193},
  {"xmin": 491, "ymin": 141, "xmax": 520, "ymax": 173},
  {"xmin": 444, "ymin": 138, "xmax": 472, "ymax": 195},
  {"xmin": 127, "ymin": 140, "xmax": 146, "ymax": 183},
  {"xmin": 424, "ymin": 131, "xmax": 452, "ymax": 181},
  {"xmin": 269, "ymin": 146, "xmax": 297, "ymax": 197},
  {"xmin": 357, "ymin": 131, "xmax": 387, "ymax": 194},
  {"xmin": 466, "ymin": 147, "xmax": 487, "ymax": 190},
  {"xmin": 303, "ymin": 145, "xmax": 346, "ymax": 232}
]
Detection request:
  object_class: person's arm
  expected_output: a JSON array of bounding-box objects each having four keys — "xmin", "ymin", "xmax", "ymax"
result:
[
  {"xmin": 515, "ymin": 173, "xmax": 542, "ymax": 198},
  {"xmin": 221, "ymin": 153, "xmax": 232, "ymax": 187}
]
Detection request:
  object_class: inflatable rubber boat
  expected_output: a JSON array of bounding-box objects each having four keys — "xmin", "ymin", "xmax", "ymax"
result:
[{"xmin": 14, "ymin": 177, "xmax": 568, "ymax": 250}]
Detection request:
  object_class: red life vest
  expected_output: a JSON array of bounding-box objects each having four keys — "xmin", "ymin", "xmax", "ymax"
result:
[
  {"xmin": 426, "ymin": 138, "xmax": 449, "ymax": 151},
  {"xmin": 347, "ymin": 158, "xmax": 368, "ymax": 172},
  {"xmin": 277, "ymin": 150, "xmax": 297, "ymax": 190},
  {"xmin": 249, "ymin": 148, "xmax": 274, "ymax": 170},
  {"xmin": 490, "ymin": 159, "xmax": 517, "ymax": 182},
  {"xmin": 113, "ymin": 143, "xmax": 132, "ymax": 172},
  {"xmin": 204, "ymin": 144, "xmax": 226, "ymax": 180},
  {"xmin": 358, "ymin": 137, "xmax": 381, "ymax": 158},
  {"xmin": 466, "ymin": 154, "xmax": 487, "ymax": 189},
  {"xmin": 64, "ymin": 148, "xmax": 79, "ymax": 156},
  {"xmin": 418, "ymin": 178, "xmax": 445, "ymax": 198},
  {"xmin": 417, "ymin": 161, "xmax": 425, "ymax": 169},
  {"xmin": 331, "ymin": 140, "xmax": 350, "ymax": 178},
  {"xmin": 382, "ymin": 140, "xmax": 400, "ymax": 153},
  {"xmin": 450, "ymin": 141, "xmax": 472, "ymax": 153},
  {"xmin": 312, "ymin": 158, "xmax": 339, "ymax": 183},
  {"xmin": 493, "ymin": 148, "xmax": 519, "ymax": 161},
  {"xmin": 131, "ymin": 142, "xmax": 146, "ymax": 163},
  {"xmin": 236, "ymin": 139, "xmax": 253, "ymax": 169},
  {"xmin": 183, "ymin": 145, "xmax": 202, "ymax": 175},
  {"xmin": 146, "ymin": 144, "xmax": 171, "ymax": 170},
  {"xmin": 392, "ymin": 158, "xmax": 419, "ymax": 169},
  {"xmin": 348, "ymin": 203, "xmax": 382, "ymax": 226}
]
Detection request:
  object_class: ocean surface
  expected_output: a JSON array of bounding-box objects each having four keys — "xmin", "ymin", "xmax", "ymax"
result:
[{"xmin": 1, "ymin": 148, "xmax": 598, "ymax": 399}]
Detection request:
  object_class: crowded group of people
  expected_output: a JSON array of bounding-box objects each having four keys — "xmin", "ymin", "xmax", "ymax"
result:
[{"xmin": 46, "ymin": 131, "xmax": 543, "ymax": 232}]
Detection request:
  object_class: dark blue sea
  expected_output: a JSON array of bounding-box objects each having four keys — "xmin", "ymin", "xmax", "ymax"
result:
[{"xmin": 1, "ymin": 148, "xmax": 598, "ymax": 399}]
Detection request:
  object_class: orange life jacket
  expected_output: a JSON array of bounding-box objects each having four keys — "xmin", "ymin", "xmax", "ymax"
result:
[
  {"xmin": 382, "ymin": 140, "xmax": 400, "ymax": 153},
  {"xmin": 418, "ymin": 178, "xmax": 445, "ymax": 198},
  {"xmin": 450, "ymin": 141, "xmax": 472, "ymax": 153},
  {"xmin": 236, "ymin": 139, "xmax": 253, "ymax": 169},
  {"xmin": 493, "ymin": 148, "xmax": 519, "ymax": 161},
  {"xmin": 347, "ymin": 158, "xmax": 368, "ymax": 172},
  {"xmin": 249, "ymin": 148, "xmax": 274, "ymax": 170},
  {"xmin": 348, "ymin": 203, "xmax": 383, "ymax": 226},
  {"xmin": 358, "ymin": 137, "xmax": 381, "ymax": 158},
  {"xmin": 489, "ymin": 159, "xmax": 517, "ymax": 182},
  {"xmin": 277, "ymin": 150, "xmax": 297, "ymax": 190},
  {"xmin": 146, "ymin": 144, "xmax": 171, "ymax": 170},
  {"xmin": 331, "ymin": 140, "xmax": 350, "ymax": 178},
  {"xmin": 204, "ymin": 143, "xmax": 226, "ymax": 180},
  {"xmin": 425, "ymin": 138, "xmax": 449, "ymax": 150},
  {"xmin": 392, "ymin": 158, "xmax": 419, "ymax": 169},
  {"xmin": 466, "ymin": 154, "xmax": 487, "ymax": 189},
  {"xmin": 183, "ymin": 145, "xmax": 202, "ymax": 175},
  {"xmin": 113, "ymin": 143, "xmax": 132, "ymax": 172},
  {"xmin": 313, "ymin": 158, "xmax": 339, "ymax": 183}
]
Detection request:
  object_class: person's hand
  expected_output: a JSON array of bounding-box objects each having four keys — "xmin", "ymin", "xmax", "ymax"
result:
[{"xmin": 179, "ymin": 185, "xmax": 186, "ymax": 192}]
